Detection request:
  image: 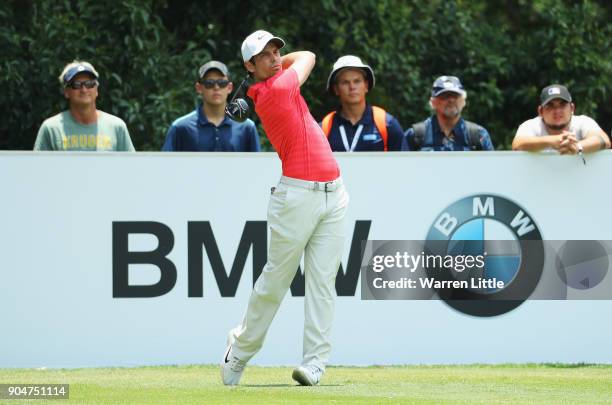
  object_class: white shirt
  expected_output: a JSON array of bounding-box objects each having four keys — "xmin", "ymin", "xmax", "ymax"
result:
[{"xmin": 515, "ymin": 115, "xmax": 602, "ymax": 140}]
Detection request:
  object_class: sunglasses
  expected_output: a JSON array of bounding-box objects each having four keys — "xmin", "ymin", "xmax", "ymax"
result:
[
  {"xmin": 200, "ymin": 79, "xmax": 230, "ymax": 89},
  {"xmin": 66, "ymin": 79, "xmax": 98, "ymax": 90}
]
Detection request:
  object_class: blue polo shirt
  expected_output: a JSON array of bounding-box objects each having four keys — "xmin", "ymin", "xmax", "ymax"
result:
[
  {"xmin": 322, "ymin": 104, "xmax": 408, "ymax": 152},
  {"xmin": 162, "ymin": 104, "xmax": 260, "ymax": 151},
  {"xmin": 405, "ymin": 116, "xmax": 494, "ymax": 151}
]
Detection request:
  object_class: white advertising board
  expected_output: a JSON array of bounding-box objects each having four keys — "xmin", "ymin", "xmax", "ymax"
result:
[{"xmin": 1, "ymin": 151, "xmax": 611, "ymax": 367}]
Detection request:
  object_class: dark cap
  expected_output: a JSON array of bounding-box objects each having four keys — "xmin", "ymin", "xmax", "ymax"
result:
[
  {"xmin": 540, "ymin": 84, "xmax": 572, "ymax": 106},
  {"xmin": 431, "ymin": 75, "xmax": 466, "ymax": 97},
  {"xmin": 198, "ymin": 61, "xmax": 229, "ymax": 79}
]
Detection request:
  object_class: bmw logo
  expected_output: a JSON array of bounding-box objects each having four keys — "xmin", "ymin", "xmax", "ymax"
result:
[{"xmin": 425, "ymin": 194, "xmax": 545, "ymax": 317}]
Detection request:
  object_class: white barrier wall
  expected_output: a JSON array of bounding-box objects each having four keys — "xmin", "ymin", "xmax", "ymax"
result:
[{"xmin": 1, "ymin": 151, "xmax": 611, "ymax": 368}]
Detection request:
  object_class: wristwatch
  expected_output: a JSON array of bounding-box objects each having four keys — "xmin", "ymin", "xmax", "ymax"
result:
[{"xmin": 577, "ymin": 142, "xmax": 586, "ymax": 165}]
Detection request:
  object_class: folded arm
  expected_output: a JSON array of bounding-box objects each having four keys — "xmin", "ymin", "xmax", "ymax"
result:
[
  {"xmin": 281, "ymin": 51, "xmax": 316, "ymax": 87},
  {"xmin": 577, "ymin": 129, "xmax": 611, "ymax": 153},
  {"xmin": 512, "ymin": 134, "xmax": 564, "ymax": 152}
]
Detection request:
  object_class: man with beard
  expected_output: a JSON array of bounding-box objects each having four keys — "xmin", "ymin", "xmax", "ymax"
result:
[
  {"xmin": 405, "ymin": 75, "xmax": 494, "ymax": 151},
  {"xmin": 512, "ymin": 84, "xmax": 610, "ymax": 153}
]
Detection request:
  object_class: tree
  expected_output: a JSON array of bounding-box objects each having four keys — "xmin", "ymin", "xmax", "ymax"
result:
[{"xmin": 1, "ymin": 0, "xmax": 610, "ymax": 151}]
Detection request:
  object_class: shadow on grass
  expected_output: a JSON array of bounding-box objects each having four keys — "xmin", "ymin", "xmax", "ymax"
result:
[
  {"xmin": 539, "ymin": 363, "xmax": 600, "ymax": 368},
  {"xmin": 241, "ymin": 384, "xmax": 343, "ymax": 388}
]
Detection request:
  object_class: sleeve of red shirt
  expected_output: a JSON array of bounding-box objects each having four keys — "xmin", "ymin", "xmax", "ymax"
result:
[{"xmin": 270, "ymin": 68, "xmax": 299, "ymax": 105}]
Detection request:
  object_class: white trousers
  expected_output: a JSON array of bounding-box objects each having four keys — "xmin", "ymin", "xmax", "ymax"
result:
[{"xmin": 230, "ymin": 176, "xmax": 349, "ymax": 370}]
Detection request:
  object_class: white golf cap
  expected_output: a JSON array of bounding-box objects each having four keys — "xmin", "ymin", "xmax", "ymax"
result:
[
  {"xmin": 241, "ymin": 30, "xmax": 285, "ymax": 62},
  {"xmin": 326, "ymin": 55, "xmax": 375, "ymax": 94}
]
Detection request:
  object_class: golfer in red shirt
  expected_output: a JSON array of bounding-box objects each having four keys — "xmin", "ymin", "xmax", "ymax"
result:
[{"xmin": 221, "ymin": 30, "xmax": 349, "ymax": 386}]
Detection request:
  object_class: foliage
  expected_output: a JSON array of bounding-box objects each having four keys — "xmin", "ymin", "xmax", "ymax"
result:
[{"xmin": 1, "ymin": 0, "xmax": 610, "ymax": 151}]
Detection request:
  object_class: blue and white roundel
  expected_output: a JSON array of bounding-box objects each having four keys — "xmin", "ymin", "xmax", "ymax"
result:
[
  {"xmin": 426, "ymin": 194, "xmax": 544, "ymax": 317},
  {"xmin": 448, "ymin": 218, "xmax": 521, "ymax": 293}
]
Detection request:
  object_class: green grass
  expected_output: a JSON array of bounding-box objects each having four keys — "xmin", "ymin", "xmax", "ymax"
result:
[{"xmin": 1, "ymin": 364, "xmax": 611, "ymax": 404}]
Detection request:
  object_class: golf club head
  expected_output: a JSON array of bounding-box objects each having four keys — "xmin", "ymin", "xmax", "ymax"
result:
[{"xmin": 225, "ymin": 98, "xmax": 250, "ymax": 122}]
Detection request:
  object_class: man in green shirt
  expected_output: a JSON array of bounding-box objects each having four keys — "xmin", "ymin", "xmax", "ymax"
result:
[{"xmin": 34, "ymin": 60, "xmax": 135, "ymax": 151}]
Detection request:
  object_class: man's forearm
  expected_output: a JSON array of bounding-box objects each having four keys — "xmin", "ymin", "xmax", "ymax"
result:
[
  {"xmin": 512, "ymin": 135, "xmax": 554, "ymax": 151},
  {"xmin": 579, "ymin": 131, "xmax": 611, "ymax": 153},
  {"xmin": 282, "ymin": 51, "xmax": 316, "ymax": 86},
  {"xmin": 281, "ymin": 51, "xmax": 315, "ymax": 69}
]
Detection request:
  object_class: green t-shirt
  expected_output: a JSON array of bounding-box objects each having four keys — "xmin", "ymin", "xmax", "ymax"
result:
[{"xmin": 33, "ymin": 110, "xmax": 135, "ymax": 151}]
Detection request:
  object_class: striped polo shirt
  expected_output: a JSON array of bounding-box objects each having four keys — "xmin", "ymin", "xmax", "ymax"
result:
[{"xmin": 247, "ymin": 69, "xmax": 339, "ymax": 182}]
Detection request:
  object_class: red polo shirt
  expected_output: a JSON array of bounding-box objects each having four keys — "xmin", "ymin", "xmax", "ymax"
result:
[{"xmin": 247, "ymin": 69, "xmax": 340, "ymax": 181}]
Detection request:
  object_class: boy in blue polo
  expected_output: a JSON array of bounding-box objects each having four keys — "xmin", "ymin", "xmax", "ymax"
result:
[{"xmin": 162, "ymin": 61, "xmax": 260, "ymax": 152}]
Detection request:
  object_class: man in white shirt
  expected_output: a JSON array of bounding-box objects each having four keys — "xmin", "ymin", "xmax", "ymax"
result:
[{"xmin": 512, "ymin": 84, "xmax": 610, "ymax": 154}]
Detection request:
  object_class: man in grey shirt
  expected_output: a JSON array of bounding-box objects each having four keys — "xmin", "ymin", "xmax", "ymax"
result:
[
  {"xmin": 34, "ymin": 60, "xmax": 135, "ymax": 151},
  {"xmin": 512, "ymin": 84, "xmax": 609, "ymax": 154}
]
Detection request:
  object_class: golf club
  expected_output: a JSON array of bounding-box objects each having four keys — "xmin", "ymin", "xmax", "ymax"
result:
[{"xmin": 225, "ymin": 74, "xmax": 250, "ymax": 122}]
